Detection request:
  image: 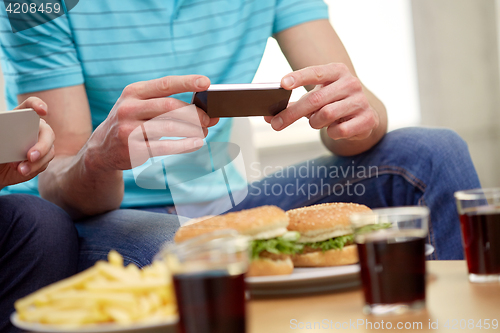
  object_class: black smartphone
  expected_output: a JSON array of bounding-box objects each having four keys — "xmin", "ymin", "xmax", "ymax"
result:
[{"xmin": 191, "ymin": 83, "xmax": 292, "ymax": 118}]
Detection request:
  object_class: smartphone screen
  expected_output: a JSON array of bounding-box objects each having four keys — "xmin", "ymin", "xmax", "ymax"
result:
[{"xmin": 192, "ymin": 83, "xmax": 292, "ymax": 118}]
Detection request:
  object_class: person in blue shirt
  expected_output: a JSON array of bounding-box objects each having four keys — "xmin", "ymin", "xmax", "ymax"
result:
[
  {"xmin": 0, "ymin": 97, "xmax": 78, "ymax": 333},
  {"xmin": 0, "ymin": 0, "xmax": 480, "ymax": 267}
]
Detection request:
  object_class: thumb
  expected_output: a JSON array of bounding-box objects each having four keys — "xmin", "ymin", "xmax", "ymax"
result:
[{"xmin": 15, "ymin": 97, "xmax": 48, "ymax": 117}]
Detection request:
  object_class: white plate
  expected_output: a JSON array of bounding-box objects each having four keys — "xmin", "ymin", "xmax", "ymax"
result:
[
  {"xmin": 246, "ymin": 244, "xmax": 435, "ymax": 296},
  {"xmin": 10, "ymin": 313, "xmax": 178, "ymax": 333},
  {"xmin": 247, "ymin": 264, "xmax": 359, "ymax": 285},
  {"xmin": 246, "ymin": 264, "xmax": 361, "ymax": 296}
]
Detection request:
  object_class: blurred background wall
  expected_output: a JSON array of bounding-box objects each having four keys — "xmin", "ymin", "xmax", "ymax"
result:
[
  {"xmin": 411, "ymin": 0, "xmax": 500, "ymax": 187},
  {"xmin": 0, "ymin": 0, "xmax": 499, "ymax": 187}
]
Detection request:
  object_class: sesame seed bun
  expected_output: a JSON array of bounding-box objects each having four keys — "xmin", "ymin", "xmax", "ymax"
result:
[
  {"xmin": 287, "ymin": 203, "xmax": 371, "ymax": 243},
  {"xmin": 174, "ymin": 205, "xmax": 289, "ymax": 243},
  {"xmin": 174, "ymin": 216, "xmax": 226, "ymax": 243}
]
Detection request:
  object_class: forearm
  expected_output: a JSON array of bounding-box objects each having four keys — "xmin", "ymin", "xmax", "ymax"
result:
[
  {"xmin": 321, "ymin": 86, "xmax": 388, "ymax": 156},
  {"xmin": 39, "ymin": 143, "xmax": 124, "ymax": 219}
]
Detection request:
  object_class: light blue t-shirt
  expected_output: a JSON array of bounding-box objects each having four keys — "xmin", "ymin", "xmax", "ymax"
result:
[{"xmin": 0, "ymin": 0, "xmax": 328, "ymax": 207}]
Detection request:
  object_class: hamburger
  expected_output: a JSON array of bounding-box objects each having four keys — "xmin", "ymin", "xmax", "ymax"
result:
[
  {"xmin": 287, "ymin": 202, "xmax": 371, "ymax": 267},
  {"xmin": 174, "ymin": 206, "xmax": 303, "ymax": 277}
]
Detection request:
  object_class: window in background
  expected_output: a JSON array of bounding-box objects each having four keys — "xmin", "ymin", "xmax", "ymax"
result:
[{"xmin": 251, "ymin": 0, "xmax": 420, "ymax": 150}]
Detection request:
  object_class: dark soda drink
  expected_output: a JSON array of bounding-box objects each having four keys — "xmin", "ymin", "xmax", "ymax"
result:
[
  {"xmin": 459, "ymin": 208, "xmax": 500, "ymax": 275},
  {"xmin": 173, "ymin": 271, "xmax": 246, "ymax": 333},
  {"xmin": 357, "ymin": 234, "xmax": 426, "ymax": 305}
]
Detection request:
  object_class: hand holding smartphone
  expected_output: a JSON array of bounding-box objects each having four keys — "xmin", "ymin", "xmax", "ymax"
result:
[
  {"xmin": 0, "ymin": 108, "xmax": 39, "ymax": 164},
  {"xmin": 191, "ymin": 83, "xmax": 292, "ymax": 118}
]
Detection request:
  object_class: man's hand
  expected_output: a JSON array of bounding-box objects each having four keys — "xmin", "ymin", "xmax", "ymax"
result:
[
  {"xmin": 265, "ymin": 63, "xmax": 379, "ymax": 141},
  {"xmin": 85, "ymin": 75, "xmax": 219, "ymax": 172},
  {"xmin": 273, "ymin": 19, "xmax": 388, "ymax": 156},
  {"xmin": 0, "ymin": 97, "xmax": 55, "ymax": 189}
]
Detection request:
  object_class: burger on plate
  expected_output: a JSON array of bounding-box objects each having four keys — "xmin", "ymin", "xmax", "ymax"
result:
[{"xmin": 287, "ymin": 203, "xmax": 371, "ymax": 267}]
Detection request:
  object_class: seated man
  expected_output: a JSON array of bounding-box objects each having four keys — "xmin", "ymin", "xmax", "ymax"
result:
[
  {"xmin": 0, "ymin": 98, "xmax": 78, "ymax": 333},
  {"xmin": 0, "ymin": 0, "xmax": 480, "ymax": 265}
]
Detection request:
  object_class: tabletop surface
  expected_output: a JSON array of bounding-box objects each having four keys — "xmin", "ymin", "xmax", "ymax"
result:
[{"xmin": 248, "ymin": 261, "xmax": 500, "ymax": 333}]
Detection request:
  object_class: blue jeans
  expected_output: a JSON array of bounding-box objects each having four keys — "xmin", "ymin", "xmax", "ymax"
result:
[
  {"xmin": 76, "ymin": 127, "xmax": 478, "ymax": 264},
  {"xmin": 74, "ymin": 210, "xmax": 182, "ymax": 271},
  {"xmin": 0, "ymin": 194, "xmax": 79, "ymax": 333}
]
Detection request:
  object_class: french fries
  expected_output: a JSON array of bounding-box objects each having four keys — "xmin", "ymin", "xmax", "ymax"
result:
[{"xmin": 15, "ymin": 250, "xmax": 177, "ymax": 328}]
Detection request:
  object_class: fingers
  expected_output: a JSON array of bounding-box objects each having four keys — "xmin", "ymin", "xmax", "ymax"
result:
[
  {"xmin": 264, "ymin": 102, "xmax": 295, "ymax": 124},
  {"xmin": 207, "ymin": 117, "xmax": 220, "ymax": 127},
  {"xmin": 125, "ymin": 75, "xmax": 210, "ymax": 100},
  {"xmin": 10, "ymin": 162, "xmax": 20, "ymax": 171},
  {"xmin": 281, "ymin": 63, "xmax": 350, "ymax": 90},
  {"xmin": 149, "ymin": 137, "xmax": 205, "ymax": 156},
  {"xmin": 272, "ymin": 82, "xmax": 353, "ymax": 131},
  {"xmin": 326, "ymin": 112, "xmax": 376, "ymax": 141},
  {"xmin": 119, "ymin": 97, "xmax": 212, "ymax": 128},
  {"xmin": 143, "ymin": 101, "xmax": 210, "ymax": 127},
  {"xmin": 18, "ymin": 145, "xmax": 55, "ymax": 177},
  {"xmin": 308, "ymin": 99, "xmax": 355, "ymax": 129},
  {"xmin": 130, "ymin": 98, "xmax": 191, "ymax": 120},
  {"xmin": 15, "ymin": 96, "xmax": 48, "ymax": 117},
  {"xmin": 272, "ymin": 65, "xmax": 363, "ymax": 131},
  {"xmin": 142, "ymin": 118, "xmax": 206, "ymax": 140},
  {"xmin": 27, "ymin": 119, "xmax": 55, "ymax": 163}
]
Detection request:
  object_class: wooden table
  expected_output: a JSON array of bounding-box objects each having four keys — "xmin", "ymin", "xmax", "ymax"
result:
[{"xmin": 248, "ymin": 261, "xmax": 500, "ymax": 332}]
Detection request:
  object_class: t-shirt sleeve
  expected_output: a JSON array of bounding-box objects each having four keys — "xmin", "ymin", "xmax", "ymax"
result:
[
  {"xmin": 0, "ymin": 10, "xmax": 83, "ymax": 101},
  {"xmin": 273, "ymin": 0, "xmax": 329, "ymax": 34}
]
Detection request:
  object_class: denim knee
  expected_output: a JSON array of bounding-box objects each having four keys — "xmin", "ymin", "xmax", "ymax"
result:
[
  {"xmin": 75, "ymin": 209, "xmax": 181, "ymax": 271},
  {"xmin": 380, "ymin": 127, "xmax": 470, "ymax": 167}
]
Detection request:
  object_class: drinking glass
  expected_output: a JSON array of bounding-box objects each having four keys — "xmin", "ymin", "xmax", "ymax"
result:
[
  {"xmin": 350, "ymin": 206, "xmax": 429, "ymax": 316},
  {"xmin": 454, "ymin": 188, "xmax": 500, "ymax": 283},
  {"xmin": 161, "ymin": 229, "xmax": 249, "ymax": 333}
]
